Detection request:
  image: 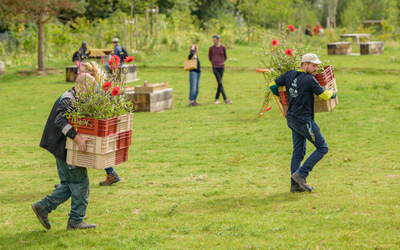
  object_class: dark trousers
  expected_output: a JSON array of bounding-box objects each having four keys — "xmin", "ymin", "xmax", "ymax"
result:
[
  {"xmin": 287, "ymin": 120, "xmax": 329, "ymax": 186},
  {"xmin": 213, "ymin": 67, "xmax": 227, "ymax": 100},
  {"xmin": 37, "ymin": 158, "xmax": 90, "ymax": 223}
]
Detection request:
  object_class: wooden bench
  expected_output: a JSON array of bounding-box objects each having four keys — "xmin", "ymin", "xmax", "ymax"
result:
[
  {"xmin": 327, "ymin": 42, "xmax": 352, "ymax": 55},
  {"xmin": 66, "ymin": 65, "xmax": 78, "ymax": 82},
  {"xmin": 0, "ymin": 61, "xmax": 4, "ymax": 75},
  {"xmin": 360, "ymin": 41, "xmax": 384, "ymax": 55}
]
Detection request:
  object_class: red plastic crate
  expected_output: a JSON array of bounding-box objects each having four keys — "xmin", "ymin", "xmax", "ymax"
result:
[
  {"xmin": 282, "ymin": 103, "xmax": 288, "ymax": 117},
  {"xmin": 278, "ymin": 91, "xmax": 289, "ymax": 105},
  {"xmin": 69, "ymin": 117, "xmax": 118, "ymax": 137},
  {"xmin": 115, "ymin": 147, "xmax": 129, "ymax": 165},
  {"xmin": 315, "ymin": 65, "xmax": 334, "ymax": 86},
  {"xmin": 116, "ymin": 130, "xmax": 132, "ymax": 149}
]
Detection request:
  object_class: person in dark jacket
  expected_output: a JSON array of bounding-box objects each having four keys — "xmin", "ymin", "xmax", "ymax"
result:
[
  {"xmin": 73, "ymin": 42, "xmax": 90, "ymax": 70},
  {"xmin": 305, "ymin": 23, "xmax": 312, "ymax": 37},
  {"xmin": 31, "ymin": 81, "xmax": 97, "ymax": 230},
  {"xmin": 188, "ymin": 44, "xmax": 201, "ymax": 106}
]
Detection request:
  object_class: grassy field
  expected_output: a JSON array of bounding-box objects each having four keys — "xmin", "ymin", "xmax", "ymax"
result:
[{"xmin": 1, "ymin": 44, "xmax": 400, "ymax": 249}]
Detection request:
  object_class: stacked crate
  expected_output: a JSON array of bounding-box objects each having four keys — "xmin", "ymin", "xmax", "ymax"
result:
[
  {"xmin": 278, "ymin": 66, "xmax": 338, "ymax": 116},
  {"xmin": 66, "ymin": 113, "xmax": 134, "ymax": 169}
]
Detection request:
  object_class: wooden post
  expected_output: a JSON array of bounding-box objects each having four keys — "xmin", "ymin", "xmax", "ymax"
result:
[
  {"xmin": 150, "ymin": 1, "xmax": 154, "ymax": 37},
  {"xmin": 0, "ymin": 61, "xmax": 4, "ymax": 75},
  {"xmin": 155, "ymin": 6, "xmax": 159, "ymax": 38},
  {"xmin": 123, "ymin": 16, "xmax": 127, "ymax": 49},
  {"xmin": 135, "ymin": 15, "xmax": 139, "ymax": 50},
  {"xmin": 298, "ymin": 25, "xmax": 301, "ymax": 43},
  {"xmin": 146, "ymin": 8, "xmax": 149, "ymax": 37},
  {"xmin": 130, "ymin": 2, "xmax": 134, "ymax": 52}
]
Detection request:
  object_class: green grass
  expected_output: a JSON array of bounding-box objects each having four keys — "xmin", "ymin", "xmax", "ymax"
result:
[{"xmin": 1, "ymin": 45, "xmax": 400, "ymax": 249}]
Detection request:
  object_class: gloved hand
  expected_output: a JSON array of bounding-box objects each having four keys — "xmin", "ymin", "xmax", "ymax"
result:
[{"xmin": 329, "ymin": 88, "xmax": 337, "ymax": 99}]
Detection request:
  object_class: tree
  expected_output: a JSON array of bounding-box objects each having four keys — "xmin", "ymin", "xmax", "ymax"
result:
[{"xmin": 0, "ymin": 0, "xmax": 83, "ymax": 71}]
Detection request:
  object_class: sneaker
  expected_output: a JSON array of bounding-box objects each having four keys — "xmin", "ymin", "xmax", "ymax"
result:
[
  {"xmin": 214, "ymin": 99, "xmax": 220, "ymax": 104},
  {"xmin": 189, "ymin": 102, "xmax": 197, "ymax": 106},
  {"xmin": 99, "ymin": 171, "xmax": 121, "ymax": 186},
  {"xmin": 290, "ymin": 184, "xmax": 305, "ymax": 193},
  {"xmin": 291, "ymin": 172, "xmax": 313, "ymax": 192},
  {"xmin": 225, "ymin": 99, "xmax": 232, "ymax": 104},
  {"xmin": 54, "ymin": 184, "xmax": 60, "ymax": 189},
  {"xmin": 194, "ymin": 101, "xmax": 201, "ymax": 105},
  {"xmin": 31, "ymin": 202, "xmax": 51, "ymax": 229},
  {"xmin": 67, "ymin": 221, "xmax": 97, "ymax": 230}
]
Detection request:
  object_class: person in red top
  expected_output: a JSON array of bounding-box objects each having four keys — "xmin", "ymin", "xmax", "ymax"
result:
[
  {"xmin": 208, "ymin": 34, "xmax": 232, "ymax": 104},
  {"xmin": 313, "ymin": 22, "xmax": 323, "ymax": 36}
]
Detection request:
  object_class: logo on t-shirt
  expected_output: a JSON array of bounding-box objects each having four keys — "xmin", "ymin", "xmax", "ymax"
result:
[{"xmin": 289, "ymin": 78, "xmax": 298, "ymax": 98}]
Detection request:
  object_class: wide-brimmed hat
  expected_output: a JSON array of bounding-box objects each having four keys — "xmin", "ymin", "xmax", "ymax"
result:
[
  {"xmin": 301, "ymin": 53, "xmax": 322, "ymax": 64},
  {"xmin": 112, "ymin": 38, "xmax": 119, "ymax": 43}
]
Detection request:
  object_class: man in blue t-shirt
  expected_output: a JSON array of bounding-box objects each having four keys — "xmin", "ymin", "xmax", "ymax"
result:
[{"xmin": 269, "ymin": 53, "xmax": 337, "ymax": 193}]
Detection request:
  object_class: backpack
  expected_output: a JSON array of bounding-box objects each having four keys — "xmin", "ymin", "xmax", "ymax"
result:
[
  {"xmin": 121, "ymin": 46, "xmax": 129, "ymax": 59},
  {"xmin": 72, "ymin": 51, "xmax": 80, "ymax": 62}
]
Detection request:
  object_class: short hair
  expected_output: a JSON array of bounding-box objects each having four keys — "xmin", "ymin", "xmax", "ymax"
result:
[{"xmin": 213, "ymin": 34, "xmax": 220, "ymax": 40}]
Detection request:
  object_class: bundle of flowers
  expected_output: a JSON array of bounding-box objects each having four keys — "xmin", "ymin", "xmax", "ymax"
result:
[
  {"xmin": 68, "ymin": 55, "xmax": 136, "ymax": 121},
  {"xmin": 252, "ymin": 25, "xmax": 329, "ymax": 118}
]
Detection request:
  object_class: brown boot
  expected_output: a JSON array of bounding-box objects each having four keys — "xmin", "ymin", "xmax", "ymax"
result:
[{"xmin": 99, "ymin": 171, "xmax": 121, "ymax": 186}]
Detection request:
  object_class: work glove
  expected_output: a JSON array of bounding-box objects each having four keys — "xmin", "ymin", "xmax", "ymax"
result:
[{"xmin": 329, "ymin": 88, "xmax": 337, "ymax": 99}]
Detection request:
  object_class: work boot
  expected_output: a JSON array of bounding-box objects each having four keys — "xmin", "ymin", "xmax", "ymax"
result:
[
  {"xmin": 291, "ymin": 171, "xmax": 313, "ymax": 192},
  {"xmin": 99, "ymin": 171, "xmax": 121, "ymax": 186},
  {"xmin": 290, "ymin": 184, "xmax": 305, "ymax": 193},
  {"xmin": 31, "ymin": 202, "xmax": 51, "ymax": 230},
  {"xmin": 67, "ymin": 221, "xmax": 97, "ymax": 230}
]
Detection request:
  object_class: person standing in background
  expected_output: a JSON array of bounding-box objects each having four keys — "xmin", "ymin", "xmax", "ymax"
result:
[
  {"xmin": 188, "ymin": 44, "xmax": 201, "ymax": 106},
  {"xmin": 305, "ymin": 23, "xmax": 312, "ymax": 37},
  {"xmin": 313, "ymin": 22, "xmax": 324, "ymax": 36},
  {"xmin": 208, "ymin": 35, "xmax": 232, "ymax": 104}
]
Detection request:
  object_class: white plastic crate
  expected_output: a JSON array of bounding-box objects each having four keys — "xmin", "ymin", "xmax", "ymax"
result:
[{"xmin": 117, "ymin": 113, "xmax": 134, "ymax": 133}]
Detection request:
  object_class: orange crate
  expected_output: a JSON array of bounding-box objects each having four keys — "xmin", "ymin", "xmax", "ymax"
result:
[
  {"xmin": 115, "ymin": 147, "xmax": 129, "ymax": 165},
  {"xmin": 116, "ymin": 130, "xmax": 132, "ymax": 149},
  {"xmin": 69, "ymin": 117, "xmax": 118, "ymax": 137},
  {"xmin": 315, "ymin": 65, "xmax": 334, "ymax": 86},
  {"xmin": 278, "ymin": 91, "xmax": 289, "ymax": 105}
]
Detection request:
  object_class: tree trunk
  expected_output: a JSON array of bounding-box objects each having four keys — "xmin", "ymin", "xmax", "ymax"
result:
[{"xmin": 38, "ymin": 12, "xmax": 45, "ymax": 71}]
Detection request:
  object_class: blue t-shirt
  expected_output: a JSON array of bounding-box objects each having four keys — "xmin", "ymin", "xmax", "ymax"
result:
[{"xmin": 275, "ymin": 70, "xmax": 325, "ymax": 124}]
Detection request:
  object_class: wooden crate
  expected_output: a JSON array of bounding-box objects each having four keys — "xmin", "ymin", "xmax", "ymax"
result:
[
  {"xmin": 360, "ymin": 41, "xmax": 384, "ymax": 55},
  {"xmin": 327, "ymin": 42, "xmax": 352, "ymax": 55},
  {"xmin": 134, "ymin": 82, "xmax": 168, "ymax": 93},
  {"xmin": 66, "ymin": 65, "xmax": 78, "ymax": 82},
  {"xmin": 127, "ymin": 88, "xmax": 173, "ymax": 113},
  {"xmin": 0, "ymin": 61, "xmax": 4, "ymax": 75}
]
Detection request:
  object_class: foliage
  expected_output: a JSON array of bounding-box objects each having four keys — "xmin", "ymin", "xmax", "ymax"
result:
[{"xmin": 67, "ymin": 58, "xmax": 134, "ymax": 120}]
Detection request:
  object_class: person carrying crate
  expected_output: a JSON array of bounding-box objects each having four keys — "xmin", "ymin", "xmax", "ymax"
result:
[
  {"xmin": 31, "ymin": 78, "xmax": 97, "ymax": 230},
  {"xmin": 269, "ymin": 53, "xmax": 337, "ymax": 193}
]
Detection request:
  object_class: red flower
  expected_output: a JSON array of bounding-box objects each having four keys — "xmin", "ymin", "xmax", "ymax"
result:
[
  {"xmin": 124, "ymin": 56, "xmax": 135, "ymax": 63},
  {"xmin": 108, "ymin": 55, "xmax": 120, "ymax": 70},
  {"xmin": 288, "ymin": 25, "xmax": 295, "ymax": 32},
  {"xmin": 271, "ymin": 39, "xmax": 279, "ymax": 46},
  {"xmin": 111, "ymin": 86, "xmax": 120, "ymax": 96},
  {"xmin": 265, "ymin": 106, "xmax": 272, "ymax": 111},
  {"xmin": 101, "ymin": 56, "xmax": 104, "ymax": 65},
  {"xmin": 102, "ymin": 81, "xmax": 113, "ymax": 91},
  {"xmin": 284, "ymin": 48, "xmax": 293, "ymax": 56}
]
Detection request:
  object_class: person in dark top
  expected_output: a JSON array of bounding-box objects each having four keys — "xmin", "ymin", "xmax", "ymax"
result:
[
  {"xmin": 208, "ymin": 34, "xmax": 232, "ymax": 104},
  {"xmin": 188, "ymin": 44, "xmax": 201, "ymax": 106},
  {"xmin": 31, "ymin": 81, "xmax": 97, "ymax": 230},
  {"xmin": 305, "ymin": 23, "xmax": 312, "ymax": 37},
  {"xmin": 269, "ymin": 53, "xmax": 337, "ymax": 193},
  {"xmin": 73, "ymin": 42, "xmax": 90, "ymax": 72}
]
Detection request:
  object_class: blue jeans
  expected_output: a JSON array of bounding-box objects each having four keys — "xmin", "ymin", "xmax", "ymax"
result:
[
  {"xmin": 287, "ymin": 120, "xmax": 329, "ymax": 186},
  {"xmin": 37, "ymin": 159, "xmax": 89, "ymax": 223},
  {"xmin": 189, "ymin": 71, "xmax": 201, "ymax": 101},
  {"xmin": 105, "ymin": 167, "xmax": 115, "ymax": 174}
]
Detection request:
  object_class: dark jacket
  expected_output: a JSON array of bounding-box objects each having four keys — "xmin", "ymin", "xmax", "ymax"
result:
[
  {"xmin": 188, "ymin": 49, "xmax": 201, "ymax": 73},
  {"xmin": 39, "ymin": 87, "xmax": 78, "ymax": 162}
]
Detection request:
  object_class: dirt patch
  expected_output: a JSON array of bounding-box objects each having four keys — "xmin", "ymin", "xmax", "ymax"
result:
[{"xmin": 16, "ymin": 68, "xmax": 63, "ymax": 77}]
